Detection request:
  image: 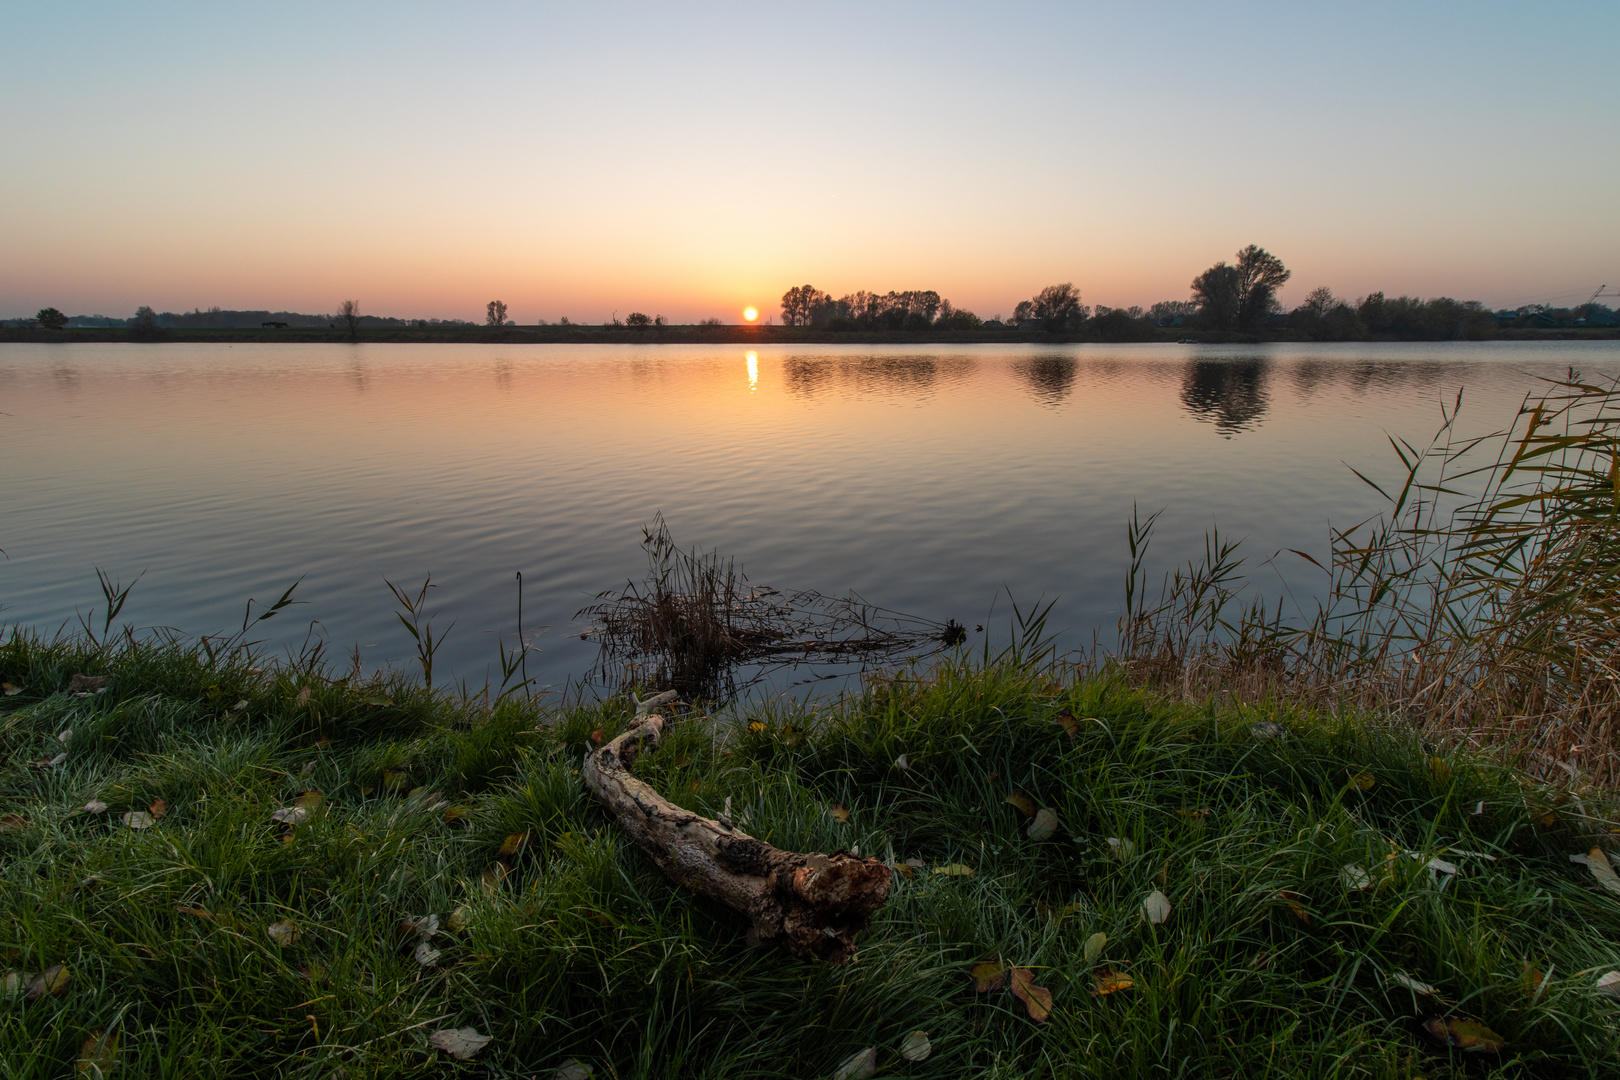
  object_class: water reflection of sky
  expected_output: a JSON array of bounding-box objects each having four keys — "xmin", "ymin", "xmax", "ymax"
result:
[{"xmin": 0, "ymin": 341, "xmax": 1613, "ymax": 696}]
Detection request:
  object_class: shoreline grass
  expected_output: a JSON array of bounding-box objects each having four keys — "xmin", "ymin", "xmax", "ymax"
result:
[{"xmin": 3, "ymin": 631, "xmax": 1619, "ymax": 1077}]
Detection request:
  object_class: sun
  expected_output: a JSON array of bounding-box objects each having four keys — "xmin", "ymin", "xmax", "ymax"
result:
[{"xmin": 743, "ymin": 306, "xmax": 758, "ymax": 322}]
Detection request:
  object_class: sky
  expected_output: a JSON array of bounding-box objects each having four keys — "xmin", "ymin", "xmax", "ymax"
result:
[{"xmin": 2, "ymin": 0, "xmax": 1616, "ymax": 323}]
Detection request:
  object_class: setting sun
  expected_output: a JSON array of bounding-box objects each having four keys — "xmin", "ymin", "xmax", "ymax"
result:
[{"xmin": 743, "ymin": 307, "xmax": 758, "ymax": 322}]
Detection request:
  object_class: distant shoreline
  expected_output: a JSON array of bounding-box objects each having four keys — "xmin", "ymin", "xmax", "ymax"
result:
[{"xmin": 0, "ymin": 325, "xmax": 1615, "ymax": 346}]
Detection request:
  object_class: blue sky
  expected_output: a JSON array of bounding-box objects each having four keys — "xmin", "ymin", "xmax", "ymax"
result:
[{"xmin": 3, "ymin": 0, "xmax": 1615, "ymax": 321}]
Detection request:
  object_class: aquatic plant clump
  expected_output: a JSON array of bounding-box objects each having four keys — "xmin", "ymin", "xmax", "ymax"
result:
[{"xmin": 577, "ymin": 514, "xmax": 966, "ymax": 700}]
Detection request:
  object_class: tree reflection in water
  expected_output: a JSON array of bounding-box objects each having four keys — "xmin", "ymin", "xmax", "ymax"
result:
[
  {"xmin": 1180, "ymin": 357, "xmax": 1269, "ymax": 436},
  {"xmin": 1019, "ymin": 355, "xmax": 1079, "ymax": 407}
]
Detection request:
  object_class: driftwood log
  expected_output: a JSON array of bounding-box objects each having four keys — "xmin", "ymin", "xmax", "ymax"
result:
[{"xmin": 581, "ymin": 699, "xmax": 892, "ymax": 963}]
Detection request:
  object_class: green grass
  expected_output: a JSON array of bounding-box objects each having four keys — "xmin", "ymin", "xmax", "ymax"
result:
[{"xmin": 2, "ymin": 631, "xmax": 1619, "ymax": 1078}]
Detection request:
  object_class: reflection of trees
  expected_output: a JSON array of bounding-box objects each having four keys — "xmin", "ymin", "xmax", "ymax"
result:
[
  {"xmin": 1181, "ymin": 358, "xmax": 1269, "ymax": 435},
  {"xmin": 785, "ymin": 355, "xmax": 957, "ymax": 398},
  {"xmin": 1019, "ymin": 355, "xmax": 1078, "ymax": 406}
]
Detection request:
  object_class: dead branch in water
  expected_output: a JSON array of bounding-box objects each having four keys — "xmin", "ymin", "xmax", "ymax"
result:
[
  {"xmin": 581, "ymin": 693, "xmax": 892, "ymax": 963},
  {"xmin": 577, "ymin": 514, "xmax": 965, "ymax": 700}
]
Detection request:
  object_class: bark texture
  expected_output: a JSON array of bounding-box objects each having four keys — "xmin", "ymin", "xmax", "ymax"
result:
[{"xmin": 581, "ymin": 710, "xmax": 891, "ymax": 963}]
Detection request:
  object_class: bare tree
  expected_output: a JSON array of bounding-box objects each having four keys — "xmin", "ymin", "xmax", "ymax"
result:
[
  {"xmin": 337, "ymin": 300, "xmax": 361, "ymax": 340},
  {"xmin": 1301, "ymin": 286, "xmax": 1335, "ymax": 319},
  {"xmin": 486, "ymin": 300, "xmax": 508, "ymax": 327}
]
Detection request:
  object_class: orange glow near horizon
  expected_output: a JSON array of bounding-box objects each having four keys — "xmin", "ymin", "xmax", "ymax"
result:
[{"xmin": 743, "ymin": 307, "xmax": 758, "ymax": 323}]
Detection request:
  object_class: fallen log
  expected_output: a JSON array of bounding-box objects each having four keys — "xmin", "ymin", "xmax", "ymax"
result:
[{"xmin": 581, "ymin": 701, "xmax": 892, "ymax": 963}]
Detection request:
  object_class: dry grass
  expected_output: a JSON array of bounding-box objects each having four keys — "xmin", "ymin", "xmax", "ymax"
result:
[{"xmin": 1118, "ymin": 369, "xmax": 1620, "ymax": 789}]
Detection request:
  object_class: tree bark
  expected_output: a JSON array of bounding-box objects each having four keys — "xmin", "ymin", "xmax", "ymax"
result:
[{"xmin": 581, "ymin": 709, "xmax": 891, "ymax": 963}]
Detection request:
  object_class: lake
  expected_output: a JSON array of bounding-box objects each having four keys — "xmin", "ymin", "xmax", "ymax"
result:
[{"xmin": 2, "ymin": 340, "xmax": 1614, "ymax": 698}]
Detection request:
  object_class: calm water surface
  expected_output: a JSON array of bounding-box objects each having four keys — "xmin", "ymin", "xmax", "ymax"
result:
[{"xmin": 2, "ymin": 341, "xmax": 1615, "ymax": 694}]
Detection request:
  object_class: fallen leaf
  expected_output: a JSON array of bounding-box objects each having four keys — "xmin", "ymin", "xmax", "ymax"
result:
[
  {"xmin": 1175, "ymin": 807, "xmax": 1210, "ymax": 819},
  {"xmin": 1429, "ymin": 757, "xmax": 1452, "ymax": 785},
  {"xmin": 23, "ymin": 964, "xmax": 69, "ymax": 1001},
  {"xmin": 589, "ymin": 729, "xmax": 604, "ymax": 745},
  {"xmin": 1425, "ymin": 857, "xmax": 1458, "ymax": 878},
  {"xmin": 496, "ymin": 832, "xmax": 530, "ymax": 858},
  {"xmin": 1523, "ymin": 962, "xmax": 1547, "ymax": 1000},
  {"xmin": 30, "ymin": 753, "xmax": 67, "ymax": 769},
  {"xmin": 1341, "ymin": 863, "xmax": 1372, "ymax": 891},
  {"xmin": 1142, "ymin": 889, "xmax": 1172, "ymax": 925},
  {"xmin": 828, "ymin": 802, "xmax": 851, "ymax": 824},
  {"xmin": 233, "ymin": 700, "xmax": 249, "ymax": 712},
  {"xmin": 1278, "ymin": 890, "xmax": 1310, "ymax": 924},
  {"xmin": 1083, "ymin": 931, "xmax": 1106, "ymax": 964},
  {"xmin": 970, "ymin": 958, "xmax": 1008, "ymax": 992},
  {"xmin": 1106, "ymin": 837, "xmax": 1134, "ymax": 860},
  {"xmin": 0, "ymin": 813, "xmax": 25, "ymax": 832},
  {"xmin": 443, "ymin": 804, "xmax": 470, "ymax": 823},
  {"xmin": 76, "ymin": 1027, "xmax": 120, "ymax": 1076},
  {"xmin": 294, "ymin": 685, "xmax": 312, "ymax": 707},
  {"xmin": 1027, "ymin": 808, "xmax": 1060, "ymax": 842},
  {"xmin": 932, "ymin": 863, "xmax": 974, "ymax": 877},
  {"xmin": 122, "ymin": 811, "xmax": 154, "ymax": 830},
  {"xmin": 429, "ymin": 1026, "xmax": 491, "ymax": 1060},
  {"xmin": 57, "ymin": 729, "xmax": 71, "ymax": 744},
  {"xmin": 1093, "ymin": 969, "xmax": 1134, "ymax": 996},
  {"xmin": 1004, "ymin": 792, "xmax": 1037, "ymax": 818},
  {"xmin": 82, "ymin": 799, "xmax": 107, "ymax": 814},
  {"xmin": 0, "ymin": 971, "xmax": 24, "ymax": 998},
  {"xmin": 176, "ymin": 906, "xmax": 214, "ymax": 920},
  {"xmin": 831, "ymin": 1047, "xmax": 876, "ymax": 1080},
  {"xmin": 549, "ymin": 1060, "xmax": 593, "ymax": 1080},
  {"xmin": 69, "ymin": 674, "xmax": 108, "ymax": 692},
  {"xmin": 400, "ymin": 913, "xmax": 440, "ymax": 938},
  {"xmin": 1250, "ymin": 721, "xmax": 1284, "ymax": 739},
  {"xmin": 267, "ymin": 920, "xmax": 297, "ymax": 946},
  {"xmin": 1055, "ymin": 707, "xmax": 1078, "ymax": 738},
  {"xmin": 1421, "ymin": 1016, "xmax": 1505, "ymax": 1054},
  {"xmin": 898, "ymin": 1029, "xmax": 931, "ymax": 1062},
  {"xmin": 1593, "ymin": 971, "xmax": 1620, "ymax": 999},
  {"xmin": 271, "ymin": 806, "xmax": 308, "ymax": 826},
  {"xmin": 1473, "ymin": 800, "xmax": 1485, "ymax": 815},
  {"xmin": 1392, "ymin": 972, "xmax": 1439, "ymax": 995},
  {"xmin": 895, "ymin": 754, "xmax": 910, "ymax": 771},
  {"xmin": 1586, "ymin": 847, "xmax": 1620, "ymax": 895},
  {"xmin": 148, "ymin": 798, "xmax": 167, "ymax": 819},
  {"xmin": 481, "ymin": 861, "xmax": 513, "ymax": 893},
  {"xmin": 413, "ymin": 941, "xmax": 441, "ymax": 967},
  {"xmin": 747, "ymin": 720, "xmax": 766, "ymax": 733},
  {"xmin": 1009, "ymin": 967, "xmax": 1052, "ymax": 1021},
  {"xmin": 447, "ymin": 906, "xmax": 470, "ymax": 933},
  {"xmin": 1, "ymin": 682, "xmax": 21, "ymax": 696},
  {"xmin": 1347, "ymin": 769, "xmax": 1376, "ymax": 792},
  {"xmin": 364, "ymin": 694, "xmax": 392, "ymax": 707},
  {"xmin": 1536, "ymin": 810, "xmax": 1559, "ymax": 829},
  {"xmin": 382, "ymin": 769, "xmax": 410, "ymax": 792},
  {"xmin": 894, "ymin": 862, "xmax": 915, "ymax": 879},
  {"xmin": 294, "ymin": 790, "xmax": 323, "ymax": 810}
]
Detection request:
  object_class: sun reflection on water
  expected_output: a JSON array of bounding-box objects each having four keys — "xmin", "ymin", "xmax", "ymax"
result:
[{"xmin": 746, "ymin": 351, "xmax": 758, "ymax": 390}]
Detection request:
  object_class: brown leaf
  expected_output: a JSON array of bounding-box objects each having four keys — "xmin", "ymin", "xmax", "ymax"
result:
[
  {"xmin": 590, "ymin": 729, "xmax": 604, "ymax": 745},
  {"xmin": 1054, "ymin": 707, "xmax": 1078, "ymax": 738},
  {"xmin": 828, "ymin": 802, "xmax": 851, "ymax": 824},
  {"xmin": 970, "ymin": 958, "xmax": 1008, "ymax": 992},
  {"xmin": 148, "ymin": 798, "xmax": 167, "ymax": 819},
  {"xmin": 0, "ymin": 814, "xmax": 26, "ymax": 832},
  {"xmin": 1176, "ymin": 807, "xmax": 1210, "ymax": 819},
  {"xmin": 24, "ymin": 964, "xmax": 70, "ymax": 1001},
  {"xmin": 1523, "ymin": 961, "xmax": 1546, "ymax": 1000},
  {"xmin": 1278, "ymin": 890, "xmax": 1311, "ymax": 924},
  {"xmin": 1536, "ymin": 810, "xmax": 1559, "ymax": 830},
  {"xmin": 442, "ymin": 804, "xmax": 470, "ymax": 824},
  {"xmin": 69, "ymin": 674, "xmax": 108, "ymax": 692},
  {"xmin": 481, "ymin": 861, "xmax": 513, "ymax": 893},
  {"xmin": 1420, "ymin": 1016, "xmax": 1505, "ymax": 1053},
  {"xmin": 76, "ymin": 1027, "xmax": 120, "ymax": 1076},
  {"xmin": 1008, "ymin": 967, "xmax": 1052, "ymax": 1022},
  {"xmin": 1093, "ymin": 968, "xmax": 1134, "ymax": 996},
  {"xmin": 429, "ymin": 1026, "xmax": 491, "ymax": 1060},
  {"xmin": 1005, "ymin": 792, "xmax": 1037, "ymax": 818},
  {"xmin": 496, "ymin": 832, "xmax": 530, "ymax": 858},
  {"xmin": 893, "ymin": 862, "xmax": 915, "ymax": 880},
  {"xmin": 314, "ymin": 735, "xmax": 331, "ymax": 750},
  {"xmin": 177, "ymin": 906, "xmax": 215, "ymax": 920}
]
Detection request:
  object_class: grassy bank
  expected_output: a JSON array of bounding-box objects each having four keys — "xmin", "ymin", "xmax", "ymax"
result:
[{"xmin": 3, "ymin": 631, "xmax": 1619, "ymax": 1078}]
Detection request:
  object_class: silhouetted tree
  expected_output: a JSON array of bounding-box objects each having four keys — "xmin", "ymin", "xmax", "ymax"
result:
[
  {"xmin": 337, "ymin": 300, "xmax": 361, "ymax": 340},
  {"xmin": 1181, "ymin": 358, "xmax": 1269, "ymax": 435},
  {"xmin": 626, "ymin": 312, "xmax": 652, "ymax": 328},
  {"xmin": 1300, "ymin": 286, "xmax": 1335, "ymax": 319},
  {"xmin": 1029, "ymin": 283, "xmax": 1087, "ymax": 332},
  {"xmin": 1148, "ymin": 300, "xmax": 1198, "ymax": 326},
  {"xmin": 486, "ymin": 300, "xmax": 508, "ymax": 327},
  {"xmin": 780, "ymin": 285, "xmax": 830, "ymax": 327},
  {"xmin": 35, "ymin": 307, "xmax": 67, "ymax": 330},
  {"xmin": 1192, "ymin": 246, "xmax": 1290, "ymax": 331},
  {"xmin": 1191, "ymin": 264, "xmax": 1242, "ymax": 329}
]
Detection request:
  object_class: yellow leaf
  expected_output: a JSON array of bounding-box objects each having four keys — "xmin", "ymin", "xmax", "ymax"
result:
[
  {"xmin": 1008, "ymin": 967, "xmax": 1052, "ymax": 1022},
  {"xmin": 1093, "ymin": 969, "xmax": 1134, "ymax": 996},
  {"xmin": 1429, "ymin": 757, "xmax": 1452, "ymax": 785},
  {"xmin": 1523, "ymin": 961, "xmax": 1547, "ymax": 1000},
  {"xmin": 932, "ymin": 863, "xmax": 975, "ymax": 877},
  {"xmin": 365, "ymin": 695, "xmax": 393, "ymax": 707},
  {"xmin": 23, "ymin": 964, "xmax": 69, "ymax": 1001},
  {"xmin": 1083, "ymin": 931, "xmax": 1106, "ymax": 964},
  {"xmin": 828, "ymin": 803, "xmax": 851, "ymax": 824},
  {"xmin": 747, "ymin": 720, "xmax": 766, "ymax": 733},
  {"xmin": 76, "ymin": 1028, "xmax": 120, "ymax": 1077},
  {"xmin": 970, "ymin": 958, "xmax": 1007, "ymax": 992},
  {"xmin": 294, "ymin": 790, "xmax": 323, "ymax": 810},
  {"xmin": 1004, "ymin": 792, "xmax": 1037, "ymax": 818},
  {"xmin": 1347, "ymin": 770, "xmax": 1376, "ymax": 792},
  {"xmin": 1586, "ymin": 846, "xmax": 1620, "ymax": 895},
  {"xmin": 496, "ymin": 832, "xmax": 530, "ymax": 858},
  {"xmin": 1175, "ymin": 807, "xmax": 1210, "ymax": 819},
  {"xmin": 1421, "ymin": 1017, "xmax": 1505, "ymax": 1053},
  {"xmin": 1536, "ymin": 810, "xmax": 1559, "ymax": 829},
  {"xmin": 443, "ymin": 804, "xmax": 470, "ymax": 823},
  {"xmin": 448, "ymin": 906, "xmax": 471, "ymax": 933}
]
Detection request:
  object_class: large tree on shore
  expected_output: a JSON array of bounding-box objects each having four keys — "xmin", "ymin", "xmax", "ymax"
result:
[
  {"xmin": 1192, "ymin": 245, "xmax": 1290, "ymax": 331},
  {"xmin": 337, "ymin": 299, "xmax": 361, "ymax": 340},
  {"xmin": 780, "ymin": 285, "xmax": 830, "ymax": 327}
]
